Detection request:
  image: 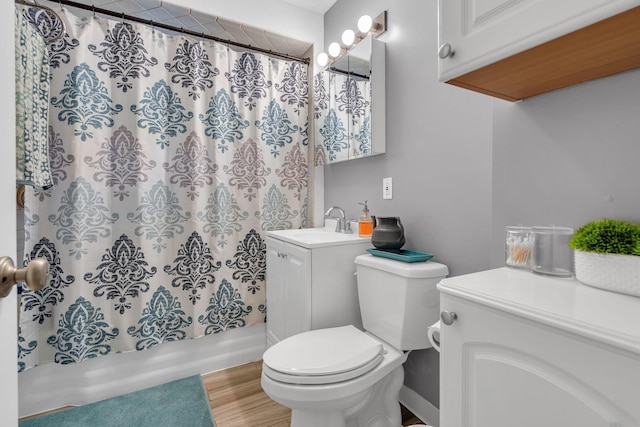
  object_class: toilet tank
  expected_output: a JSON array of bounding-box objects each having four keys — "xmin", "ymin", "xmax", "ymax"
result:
[{"xmin": 355, "ymin": 254, "xmax": 448, "ymax": 350}]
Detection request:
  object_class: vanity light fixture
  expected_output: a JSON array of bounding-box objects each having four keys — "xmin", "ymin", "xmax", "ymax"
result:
[
  {"xmin": 341, "ymin": 29, "xmax": 356, "ymax": 47},
  {"xmin": 328, "ymin": 41, "xmax": 342, "ymax": 58},
  {"xmin": 315, "ymin": 10, "xmax": 387, "ymax": 67},
  {"xmin": 357, "ymin": 15, "xmax": 373, "ymax": 33},
  {"xmin": 317, "ymin": 52, "xmax": 329, "ymax": 67}
]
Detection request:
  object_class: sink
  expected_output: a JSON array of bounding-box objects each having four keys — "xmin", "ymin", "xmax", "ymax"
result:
[{"xmin": 267, "ymin": 226, "xmax": 370, "ymax": 248}]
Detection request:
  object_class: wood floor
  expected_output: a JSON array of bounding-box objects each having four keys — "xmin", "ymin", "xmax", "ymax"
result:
[{"xmin": 203, "ymin": 361, "xmax": 425, "ymax": 427}]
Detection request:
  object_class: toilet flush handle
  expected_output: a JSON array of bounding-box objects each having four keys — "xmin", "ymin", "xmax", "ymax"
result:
[{"xmin": 440, "ymin": 310, "xmax": 457, "ymax": 326}]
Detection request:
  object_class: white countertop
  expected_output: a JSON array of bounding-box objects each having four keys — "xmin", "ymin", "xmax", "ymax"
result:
[
  {"xmin": 266, "ymin": 220, "xmax": 371, "ymax": 249},
  {"xmin": 438, "ymin": 268, "xmax": 640, "ymax": 355}
]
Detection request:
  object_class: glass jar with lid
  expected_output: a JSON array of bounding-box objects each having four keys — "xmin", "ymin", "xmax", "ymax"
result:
[
  {"xmin": 505, "ymin": 226, "xmax": 533, "ymax": 269},
  {"xmin": 531, "ymin": 226, "xmax": 574, "ymax": 277}
]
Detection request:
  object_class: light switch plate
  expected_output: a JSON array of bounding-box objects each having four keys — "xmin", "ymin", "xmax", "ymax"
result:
[{"xmin": 383, "ymin": 177, "xmax": 392, "ymax": 199}]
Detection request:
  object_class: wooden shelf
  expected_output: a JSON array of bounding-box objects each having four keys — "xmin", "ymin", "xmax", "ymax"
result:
[{"xmin": 446, "ymin": 6, "xmax": 640, "ymax": 101}]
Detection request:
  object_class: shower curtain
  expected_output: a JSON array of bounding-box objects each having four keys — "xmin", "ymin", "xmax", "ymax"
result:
[{"xmin": 17, "ymin": 5, "xmax": 309, "ymax": 371}]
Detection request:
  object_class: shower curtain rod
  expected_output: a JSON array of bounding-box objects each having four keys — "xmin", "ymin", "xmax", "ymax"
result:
[
  {"xmin": 25, "ymin": 0, "xmax": 310, "ymax": 64},
  {"xmin": 329, "ymin": 66, "xmax": 370, "ymax": 81}
]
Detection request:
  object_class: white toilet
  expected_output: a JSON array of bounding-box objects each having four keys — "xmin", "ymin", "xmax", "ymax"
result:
[{"xmin": 261, "ymin": 254, "xmax": 448, "ymax": 427}]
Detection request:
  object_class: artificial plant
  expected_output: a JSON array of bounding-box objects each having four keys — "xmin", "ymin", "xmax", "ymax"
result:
[{"xmin": 569, "ymin": 218, "xmax": 640, "ymax": 256}]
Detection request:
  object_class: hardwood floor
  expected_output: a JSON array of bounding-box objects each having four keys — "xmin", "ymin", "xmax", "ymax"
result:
[
  {"xmin": 203, "ymin": 361, "xmax": 290, "ymax": 427},
  {"xmin": 22, "ymin": 361, "xmax": 425, "ymax": 426},
  {"xmin": 203, "ymin": 361, "xmax": 425, "ymax": 427}
]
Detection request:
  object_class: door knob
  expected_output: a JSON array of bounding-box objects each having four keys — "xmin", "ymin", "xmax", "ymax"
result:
[
  {"xmin": 438, "ymin": 43, "xmax": 455, "ymax": 59},
  {"xmin": 440, "ymin": 310, "xmax": 457, "ymax": 325},
  {"xmin": 0, "ymin": 257, "xmax": 49, "ymax": 298}
]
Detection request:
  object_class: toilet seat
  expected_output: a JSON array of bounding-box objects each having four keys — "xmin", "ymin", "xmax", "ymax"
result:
[{"xmin": 263, "ymin": 326, "xmax": 384, "ymax": 385}]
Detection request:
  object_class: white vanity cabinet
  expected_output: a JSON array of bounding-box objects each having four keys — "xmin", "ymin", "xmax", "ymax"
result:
[
  {"xmin": 438, "ymin": 0, "xmax": 640, "ymax": 101},
  {"xmin": 266, "ymin": 237, "xmax": 311, "ymax": 346},
  {"xmin": 266, "ymin": 230, "xmax": 370, "ymax": 347},
  {"xmin": 438, "ymin": 268, "xmax": 640, "ymax": 426}
]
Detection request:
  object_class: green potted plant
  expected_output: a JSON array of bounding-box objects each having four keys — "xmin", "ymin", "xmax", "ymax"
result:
[{"xmin": 570, "ymin": 218, "xmax": 640, "ymax": 296}]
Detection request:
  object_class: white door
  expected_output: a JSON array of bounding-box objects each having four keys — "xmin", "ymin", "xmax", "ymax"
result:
[{"xmin": 0, "ymin": 0, "xmax": 18, "ymax": 425}]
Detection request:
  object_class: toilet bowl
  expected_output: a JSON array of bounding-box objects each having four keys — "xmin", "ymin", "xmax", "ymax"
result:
[
  {"xmin": 262, "ymin": 326, "xmax": 407, "ymax": 427},
  {"xmin": 262, "ymin": 255, "xmax": 448, "ymax": 427}
]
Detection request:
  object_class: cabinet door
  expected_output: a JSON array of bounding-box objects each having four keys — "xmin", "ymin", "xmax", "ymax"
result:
[
  {"xmin": 266, "ymin": 239, "xmax": 312, "ymax": 346},
  {"xmin": 440, "ymin": 295, "xmax": 640, "ymax": 427},
  {"xmin": 283, "ymin": 243, "xmax": 311, "ymax": 339},
  {"xmin": 438, "ymin": 0, "xmax": 640, "ymax": 81},
  {"xmin": 266, "ymin": 238, "xmax": 286, "ymax": 346}
]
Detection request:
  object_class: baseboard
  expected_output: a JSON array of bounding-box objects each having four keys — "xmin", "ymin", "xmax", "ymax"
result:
[
  {"xmin": 19, "ymin": 324, "xmax": 266, "ymax": 418},
  {"xmin": 399, "ymin": 385, "xmax": 440, "ymax": 427}
]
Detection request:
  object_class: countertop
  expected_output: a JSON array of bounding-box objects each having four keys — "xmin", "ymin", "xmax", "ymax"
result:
[
  {"xmin": 438, "ymin": 268, "xmax": 640, "ymax": 355},
  {"xmin": 266, "ymin": 220, "xmax": 371, "ymax": 249}
]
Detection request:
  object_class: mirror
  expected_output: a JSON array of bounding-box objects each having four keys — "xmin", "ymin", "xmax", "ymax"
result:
[{"xmin": 313, "ymin": 35, "xmax": 385, "ymax": 164}]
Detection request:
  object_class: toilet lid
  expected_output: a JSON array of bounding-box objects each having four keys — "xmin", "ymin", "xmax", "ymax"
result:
[{"xmin": 263, "ymin": 326, "xmax": 384, "ymax": 384}]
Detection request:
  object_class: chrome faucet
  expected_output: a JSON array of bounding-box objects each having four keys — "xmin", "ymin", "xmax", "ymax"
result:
[{"xmin": 324, "ymin": 206, "xmax": 351, "ymax": 234}]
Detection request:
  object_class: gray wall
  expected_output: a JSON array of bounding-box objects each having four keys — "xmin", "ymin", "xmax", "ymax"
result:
[
  {"xmin": 324, "ymin": 0, "xmax": 640, "ymax": 412},
  {"xmin": 491, "ymin": 70, "xmax": 640, "ymax": 267},
  {"xmin": 323, "ymin": 0, "xmax": 494, "ymax": 276},
  {"xmin": 323, "ymin": 0, "xmax": 493, "ymax": 408}
]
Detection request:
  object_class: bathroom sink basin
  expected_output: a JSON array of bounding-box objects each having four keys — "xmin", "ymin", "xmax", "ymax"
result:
[{"xmin": 267, "ymin": 225, "xmax": 370, "ymax": 248}]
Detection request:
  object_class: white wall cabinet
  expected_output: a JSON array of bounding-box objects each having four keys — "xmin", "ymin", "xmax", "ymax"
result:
[
  {"xmin": 266, "ymin": 233, "xmax": 370, "ymax": 347},
  {"xmin": 438, "ymin": 268, "xmax": 640, "ymax": 426},
  {"xmin": 438, "ymin": 0, "xmax": 640, "ymax": 101}
]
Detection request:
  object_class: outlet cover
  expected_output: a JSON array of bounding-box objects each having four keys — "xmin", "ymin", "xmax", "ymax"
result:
[{"xmin": 383, "ymin": 177, "xmax": 392, "ymax": 199}]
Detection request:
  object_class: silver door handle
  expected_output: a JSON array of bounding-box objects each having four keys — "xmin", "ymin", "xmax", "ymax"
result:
[{"xmin": 0, "ymin": 257, "xmax": 49, "ymax": 298}]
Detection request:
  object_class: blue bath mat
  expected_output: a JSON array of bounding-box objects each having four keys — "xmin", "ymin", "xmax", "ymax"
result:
[{"xmin": 20, "ymin": 375, "xmax": 215, "ymax": 427}]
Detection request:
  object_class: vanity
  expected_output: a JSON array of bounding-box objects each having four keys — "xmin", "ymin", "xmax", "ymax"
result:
[
  {"xmin": 438, "ymin": 268, "xmax": 640, "ymax": 426},
  {"xmin": 265, "ymin": 224, "xmax": 370, "ymax": 347}
]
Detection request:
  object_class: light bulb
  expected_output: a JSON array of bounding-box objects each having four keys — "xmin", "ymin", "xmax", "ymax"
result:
[
  {"xmin": 328, "ymin": 42, "xmax": 342, "ymax": 58},
  {"xmin": 357, "ymin": 15, "xmax": 373, "ymax": 33},
  {"xmin": 341, "ymin": 29, "xmax": 356, "ymax": 46},
  {"xmin": 317, "ymin": 52, "xmax": 329, "ymax": 67}
]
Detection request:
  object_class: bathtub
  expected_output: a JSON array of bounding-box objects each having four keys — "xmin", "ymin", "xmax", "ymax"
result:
[{"xmin": 18, "ymin": 323, "xmax": 266, "ymax": 417}]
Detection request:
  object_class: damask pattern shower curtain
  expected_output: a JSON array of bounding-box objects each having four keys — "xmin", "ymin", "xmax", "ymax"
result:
[{"xmin": 17, "ymin": 5, "xmax": 309, "ymax": 371}]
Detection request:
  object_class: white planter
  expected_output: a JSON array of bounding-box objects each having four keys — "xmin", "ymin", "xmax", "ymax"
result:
[{"xmin": 574, "ymin": 250, "xmax": 640, "ymax": 297}]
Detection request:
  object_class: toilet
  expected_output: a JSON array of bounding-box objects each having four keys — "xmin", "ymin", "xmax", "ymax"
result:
[{"xmin": 261, "ymin": 254, "xmax": 448, "ymax": 427}]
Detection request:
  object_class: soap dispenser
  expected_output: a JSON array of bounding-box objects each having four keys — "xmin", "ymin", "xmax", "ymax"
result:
[{"xmin": 358, "ymin": 201, "xmax": 373, "ymax": 237}]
